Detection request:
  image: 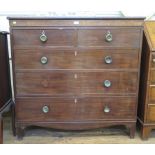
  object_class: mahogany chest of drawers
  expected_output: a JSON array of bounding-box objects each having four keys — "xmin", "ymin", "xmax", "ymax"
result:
[
  {"xmin": 0, "ymin": 31, "xmax": 12, "ymax": 143},
  {"xmin": 138, "ymin": 21, "xmax": 155, "ymax": 139},
  {"xmin": 8, "ymin": 17, "xmax": 144, "ymax": 139}
]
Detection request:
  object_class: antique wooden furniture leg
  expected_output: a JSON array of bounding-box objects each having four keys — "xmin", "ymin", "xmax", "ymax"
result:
[
  {"xmin": 141, "ymin": 126, "xmax": 151, "ymax": 140},
  {"xmin": 129, "ymin": 124, "xmax": 136, "ymax": 139}
]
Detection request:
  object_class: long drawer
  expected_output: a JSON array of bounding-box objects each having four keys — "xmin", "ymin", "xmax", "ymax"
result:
[
  {"xmin": 14, "ymin": 49, "xmax": 139, "ymax": 70},
  {"xmin": 15, "ymin": 71, "xmax": 138, "ymax": 96},
  {"xmin": 16, "ymin": 97, "xmax": 137, "ymax": 122},
  {"xmin": 12, "ymin": 27, "xmax": 141, "ymax": 48}
]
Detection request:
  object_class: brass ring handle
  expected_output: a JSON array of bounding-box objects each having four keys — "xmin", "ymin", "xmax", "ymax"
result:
[
  {"xmin": 105, "ymin": 56, "xmax": 112, "ymax": 64},
  {"xmin": 40, "ymin": 31, "xmax": 48, "ymax": 42},
  {"xmin": 103, "ymin": 80, "xmax": 111, "ymax": 88},
  {"xmin": 42, "ymin": 106, "xmax": 49, "ymax": 113},
  {"xmin": 105, "ymin": 31, "xmax": 113, "ymax": 42},
  {"xmin": 40, "ymin": 56, "xmax": 48, "ymax": 64},
  {"xmin": 104, "ymin": 106, "xmax": 110, "ymax": 113}
]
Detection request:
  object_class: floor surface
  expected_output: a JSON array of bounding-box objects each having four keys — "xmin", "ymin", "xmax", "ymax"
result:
[{"xmin": 3, "ymin": 116, "xmax": 155, "ymax": 144}]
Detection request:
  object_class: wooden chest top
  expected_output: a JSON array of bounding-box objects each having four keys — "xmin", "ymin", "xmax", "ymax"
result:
[
  {"xmin": 144, "ymin": 21, "xmax": 155, "ymax": 51},
  {"xmin": 8, "ymin": 17, "xmax": 144, "ymax": 27}
]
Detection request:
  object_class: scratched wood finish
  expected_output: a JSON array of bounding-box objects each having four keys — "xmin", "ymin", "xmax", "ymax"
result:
[
  {"xmin": 9, "ymin": 17, "xmax": 144, "ymax": 139},
  {"xmin": 14, "ymin": 49, "xmax": 139, "ymax": 70}
]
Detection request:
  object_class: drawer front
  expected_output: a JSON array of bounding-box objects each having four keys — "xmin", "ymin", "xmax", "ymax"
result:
[
  {"xmin": 16, "ymin": 71, "xmax": 138, "ymax": 96},
  {"xmin": 78, "ymin": 28, "xmax": 141, "ymax": 48},
  {"xmin": 76, "ymin": 97, "xmax": 136, "ymax": 120},
  {"xmin": 150, "ymin": 53, "xmax": 155, "ymax": 68},
  {"xmin": 147, "ymin": 105, "xmax": 155, "ymax": 122},
  {"xmin": 12, "ymin": 29, "xmax": 76, "ymax": 47},
  {"xmin": 16, "ymin": 97, "xmax": 136, "ymax": 122},
  {"xmin": 15, "ymin": 49, "xmax": 139, "ymax": 70},
  {"xmin": 12, "ymin": 28, "xmax": 141, "ymax": 48},
  {"xmin": 149, "ymin": 86, "xmax": 155, "ymax": 102},
  {"xmin": 16, "ymin": 98, "xmax": 76, "ymax": 121},
  {"xmin": 150, "ymin": 70, "xmax": 155, "ymax": 84}
]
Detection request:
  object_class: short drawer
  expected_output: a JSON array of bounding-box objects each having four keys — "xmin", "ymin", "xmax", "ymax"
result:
[
  {"xmin": 78, "ymin": 27, "xmax": 141, "ymax": 48},
  {"xmin": 150, "ymin": 70, "xmax": 155, "ymax": 84},
  {"xmin": 15, "ymin": 71, "xmax": 138, "ymax": 96},
  {"xmin": 147, "ymin": 105, "xmax": 155, "ymax": 122},
  {"xmin": 150, "ymin": 53, "xmax": 155, "ymax": 68},
  {"xmin": 12, "ymin": 29, "xmax": 76, "ymax": 47},
  {"xmin": 14, "ymin": 49, "xmax": 139, "ymax": 70},
  {"xmin": 149, "ymin": 86, "xmax": 155, "ymax": 102},
  {"xmin": 16, "ymin": 97, "xmax": 136, "ymax": 122}
]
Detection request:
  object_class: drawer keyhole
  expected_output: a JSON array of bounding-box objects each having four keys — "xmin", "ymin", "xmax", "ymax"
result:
[
  {"xmin": 74, "ymin": 51, "xmax": 77, "ymax": 56},
  {"xmin": 74, "ymin": 74, "xmax": 78, "ymax": 79},
  {"xmin": 74, "ymin": 98, "xmax": 77, "ymax": 104}
]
